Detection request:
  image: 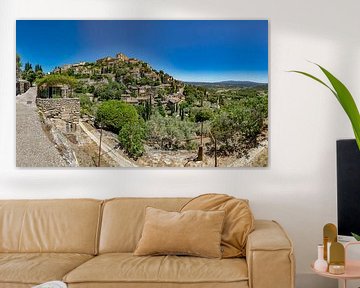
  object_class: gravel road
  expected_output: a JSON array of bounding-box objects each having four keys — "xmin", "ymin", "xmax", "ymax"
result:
[{"xmin": 16, "ymin": 87, "xmax": 67, "ymax": 167}]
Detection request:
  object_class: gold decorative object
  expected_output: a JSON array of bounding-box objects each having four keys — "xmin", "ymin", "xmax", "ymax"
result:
[
  {"xmin": 323, "ymin": 223, "xmax": 337, "ymax": 261},
  {"xmin": 329, "ymin": 242, "xmax": 345, "ymax": 275}
]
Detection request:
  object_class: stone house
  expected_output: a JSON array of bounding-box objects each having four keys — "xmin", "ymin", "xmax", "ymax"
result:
[
  {"xmin": 127, "ymin": 58, "xmax": 139, "ymax": 64},
  {"xmin": 167, "ymin": 97, "xmax": 182, "ymax": 114},
  {"xmin": 37, "ymin": 84, "xmax": 72, "ymax": 99}
]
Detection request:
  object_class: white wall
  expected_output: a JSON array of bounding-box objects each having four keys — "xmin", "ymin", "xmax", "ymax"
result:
[{"xmin": 1, "ymin": 0, "xmax": 359, "ymax": 287}]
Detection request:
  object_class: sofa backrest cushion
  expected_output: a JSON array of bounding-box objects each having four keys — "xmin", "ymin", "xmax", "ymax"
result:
[
  {"xmin": 99, "ymin": 198, "xmax": 189, "ymax": 253},
  {"xmin": 181, "ymin": 194, "xmax": 254, "ymax": 258},
  {"xmin": 0, "ymin": 199, "xmax": 102, "ymax": 254}
]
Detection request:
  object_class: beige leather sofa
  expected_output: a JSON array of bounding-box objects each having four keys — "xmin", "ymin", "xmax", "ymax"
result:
[{"xmin": 0, "ymin": 198, "xmax": 295, "ymax": 288}]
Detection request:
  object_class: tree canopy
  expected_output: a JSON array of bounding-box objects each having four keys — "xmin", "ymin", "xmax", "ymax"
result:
[{"xmin": 36, "ymin": 74, "xmax": 78, "ymax": 88}]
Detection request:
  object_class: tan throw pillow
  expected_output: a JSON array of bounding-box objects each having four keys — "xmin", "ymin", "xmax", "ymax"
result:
[
  {"xmin": 181, "ymin": 193, "xmax": 254, "ymax": 258},
  {"xmin": 134, "ymin": 207, "xmax": 225, "ymax": 258}
]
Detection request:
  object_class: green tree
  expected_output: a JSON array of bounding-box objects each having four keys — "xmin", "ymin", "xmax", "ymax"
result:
[
  {"xmin": 144, "ymin": 98, "xmax": 153, "ymax": 121},
  {"xmin": 194, "ymin": 107, "xmax": 213, "ymax": 160},
  {"xmin": 179, "ymin": 101, "xmax": 190, "ymax": 121},
  {"xmin": 34, "ymin": 64, "xmax": 43, "ymax": 72},
  {"xmin": 24, "ymin": 62, "xmax": 32, "ymax": 72},
  {"xmin": 159, "ymin": 70, "xmax": 165, "ymax": 83},
  {"xmin": 24, "ymin": 70, "xmax": 36, "ymax": 85},
  {"xmin": 194, "ymin": 107, "xmax": 213, "ymax": 123},
  {"xmin": 16, "ymin": 54, "xmax": 22, "ymax": 78},
  {"xmin": 95, "ymin": 100, "xmax": 139, "ymax": 133},
  {"xmin": 34, "ymin": 64, "xmax": 44, "ymax": 80},
  {"xmin": 118, "ymin": 120, "xmax": 147, "ymax": 158}
]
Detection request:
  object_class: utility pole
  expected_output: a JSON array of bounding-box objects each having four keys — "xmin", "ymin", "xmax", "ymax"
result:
[
  {"xmin": 98, "ymin": 125, "xmax": 103, "ymax": 167},
  {"xmin": 197, "ymin": 90, "xmax": 206, "ymax": 161},
  {"xmin": 209, "ymin": 130, "xmax": 218, "ymax": 167}
]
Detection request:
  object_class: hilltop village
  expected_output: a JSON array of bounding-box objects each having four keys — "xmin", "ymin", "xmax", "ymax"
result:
[{"xmin": 53, "ymin": 53, "xmax": 185, "ymax": 113}]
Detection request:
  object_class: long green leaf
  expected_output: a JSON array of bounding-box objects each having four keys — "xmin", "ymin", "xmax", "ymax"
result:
[
  {"xmin": 316, "ymin": 64, "xmax": 360, "ymax": 150},
  {"xmin": 290, "ymin": 65, "xmax": 360, "ymax": 150},
  {"xmin": 289, "ymin": 70, "xmax": 337, "ymax": 98}
]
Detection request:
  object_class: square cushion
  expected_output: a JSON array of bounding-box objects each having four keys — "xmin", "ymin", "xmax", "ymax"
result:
[
  {"xmin": 0, "ymin": 253, "xmax": 92, "ymax": 285},
  {"xmin": 64, "ymin": 253, "xmax": 248, "ymax": 286},
  {"xmin": 134, "ymin": 207, "xmax": 225, "ymax": 258}
]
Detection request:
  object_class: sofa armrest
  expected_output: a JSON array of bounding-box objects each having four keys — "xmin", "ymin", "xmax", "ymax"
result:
[{"xmin": 246, "ymin": 220, "xmax": 295, "ymax": 288}]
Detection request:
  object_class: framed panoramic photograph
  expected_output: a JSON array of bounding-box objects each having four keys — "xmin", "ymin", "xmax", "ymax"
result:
[{"xmin": 16, "ymin": 20, "xmax": 268, "ymax": 168}]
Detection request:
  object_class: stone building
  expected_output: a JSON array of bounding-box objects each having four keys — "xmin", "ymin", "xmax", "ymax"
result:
[
  {"xmin": 37, "ymin": 84, "xmax": 72, "ymax": 99},
  {"xmin": 116, "ymin": 53, "xmax": 129, "ymax": 62}
]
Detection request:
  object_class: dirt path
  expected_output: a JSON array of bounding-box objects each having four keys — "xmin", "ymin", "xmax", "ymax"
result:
[
  {"xmin": 79, "ymin": 121, "xmax": 137, "ymax": 167},
  {"xmin": 16, "ymin": 87, "xmax": 67, "ymax": 167}
]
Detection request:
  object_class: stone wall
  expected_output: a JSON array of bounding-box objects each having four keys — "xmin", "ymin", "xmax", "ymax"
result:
[
  {"xmin": 36, "ymin": 98, "xmax": 80, "ymax": 123},
  {"xmin": 16, "ymin": 80, "xmax": 30, "ymax": 95}
]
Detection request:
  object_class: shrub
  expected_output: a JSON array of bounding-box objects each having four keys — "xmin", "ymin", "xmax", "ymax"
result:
[{"xmin": 147, "ymin": 113, "xmax": 197, "ymax": 150}]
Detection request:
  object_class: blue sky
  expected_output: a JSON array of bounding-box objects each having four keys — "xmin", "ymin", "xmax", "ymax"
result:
[{"xmin": 16, "ymin": 20, "xmax": 268, "ymax": 83}]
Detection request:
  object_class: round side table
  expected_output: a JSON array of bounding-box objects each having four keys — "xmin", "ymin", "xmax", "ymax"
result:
[{"xmin": 311, "ymin": 242, "xmax": 360, "ymax": 288}]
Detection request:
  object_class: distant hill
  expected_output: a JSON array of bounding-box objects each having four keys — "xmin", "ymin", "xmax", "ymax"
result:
[{"xmin": 185, "ymin": 80, "xmax": 268, "ymax": 89}]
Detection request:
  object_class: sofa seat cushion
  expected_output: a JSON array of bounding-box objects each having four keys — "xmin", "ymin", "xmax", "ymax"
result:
[
  {"xmin": 0, "ymin": 253, "xmax": 93, "ymax": 285},
  {"xmin": 64, "ymin": 253, "xmax": 248, "ymax": 285}
]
